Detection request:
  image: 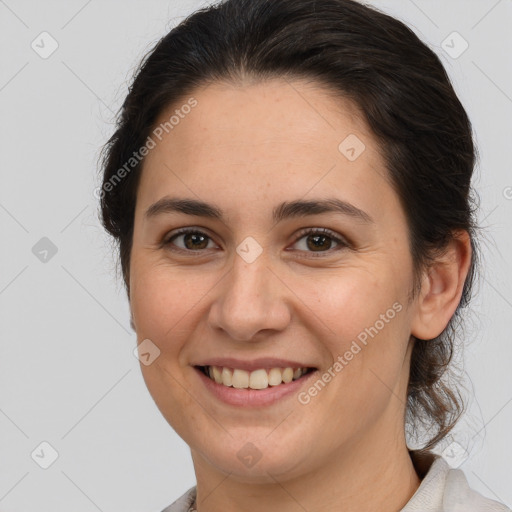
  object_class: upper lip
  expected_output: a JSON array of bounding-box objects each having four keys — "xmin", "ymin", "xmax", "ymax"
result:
[{"xmin": 193, "ymin": 357, "xmax": 317, "ymax": 372}]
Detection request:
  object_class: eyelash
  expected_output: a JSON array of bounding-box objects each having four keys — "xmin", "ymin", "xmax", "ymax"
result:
[{"xmin": 162, "ymin": 227, "xmax": 350, "ymax": 257}]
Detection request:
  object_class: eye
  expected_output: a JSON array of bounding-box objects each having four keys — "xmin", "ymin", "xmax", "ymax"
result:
[
  {"xmin": 289, "ymin": 227, "xmax": 349, "ymax": 256},
  {"xmin": 162, "ymin": 228, "xmax": 218, "ymax": 252},
  {"xmin": 162, "ymin": 227, "xmax": 350, "ymax": 256}
]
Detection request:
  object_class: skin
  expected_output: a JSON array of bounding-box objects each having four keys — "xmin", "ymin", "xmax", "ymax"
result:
[{"xmin": 128, "ymin": 78, "xmax": 472, "ymax": 512}]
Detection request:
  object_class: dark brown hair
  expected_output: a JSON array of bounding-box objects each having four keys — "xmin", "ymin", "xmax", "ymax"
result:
[{"xmin": 99, "ymin": 0, "xmax": 479, "ymax": 450}]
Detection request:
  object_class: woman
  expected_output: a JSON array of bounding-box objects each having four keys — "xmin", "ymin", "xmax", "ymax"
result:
[{"xmin": 98, "ymin": 0, "xmax": 510, "ymax": 510}]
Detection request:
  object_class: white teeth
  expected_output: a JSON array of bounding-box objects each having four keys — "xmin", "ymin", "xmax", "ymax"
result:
[
  {"xmin": 268, "ymin": 368, "xmax": 283, "ymax": 386},
  {"xmin": 282, "ymin": 367, "xmax": 294, "ymax": 383},
  {"xmin": 232, "ymin": 369, "xmax": 249, "ymax": 388},
  {"xmin": 249, "ymin": 369, "xmax": 268, "ymax": 389},
  {"xmin": 212, "ymin": 366, "xmax": 222, "ymax": 384},
  {"xmin": 221, "ymin": 367, "xmax": 232, "ymax": 386},
  {"xmin": 203, "ymin": 366, "xmax": 310, "ymax": 390}
]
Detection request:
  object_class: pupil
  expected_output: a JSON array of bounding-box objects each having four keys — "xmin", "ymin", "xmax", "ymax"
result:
[
  {"xmin": 308, "ymin": 234, "xmax": 330, "ymax": 251},
  {"xmin": 185, "ymin": 233, "xmax": 207, "ymax": 250}
]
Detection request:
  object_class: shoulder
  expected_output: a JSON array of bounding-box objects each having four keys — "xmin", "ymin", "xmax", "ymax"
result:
[
  {"xmin": 405, "ymin": 451, "xmax": 510, "ymax": 512},
  {"xmin": 443, "ymin": 464, "xmax": 510, "ymax": 512},
  {"xmin": 160, "ymin": 485, "xmax": 196, "ymax": 512}
]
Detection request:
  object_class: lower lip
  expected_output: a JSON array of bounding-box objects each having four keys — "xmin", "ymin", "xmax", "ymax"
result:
[{"xmin": 194, "ymin": 367, "xmax": 318, "ymax": 407}]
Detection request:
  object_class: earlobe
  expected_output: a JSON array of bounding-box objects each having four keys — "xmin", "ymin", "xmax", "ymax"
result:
[{"xmin": 411, "ymin": 230, "xmax": 472, "ymax": 341}]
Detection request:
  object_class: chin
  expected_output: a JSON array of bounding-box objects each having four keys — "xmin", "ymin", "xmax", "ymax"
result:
[{"xmin": 190, "ymin": 431, "xmax": 316, "ymax": 483}]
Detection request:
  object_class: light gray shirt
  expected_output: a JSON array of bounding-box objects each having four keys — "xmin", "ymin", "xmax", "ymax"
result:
[{"xmin": 161, "ymin": 454, "xmax": 510, "ymax": 512}]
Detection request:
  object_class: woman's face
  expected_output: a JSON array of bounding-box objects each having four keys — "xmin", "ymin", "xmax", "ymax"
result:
[{"xmin": 129, "ymin": 79, "xmax": 420, "ymax": 481}]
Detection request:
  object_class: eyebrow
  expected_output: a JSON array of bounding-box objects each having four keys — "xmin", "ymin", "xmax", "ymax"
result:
[{"xmin": 144, "ymin": 197, "xmax": 374, "ymax": 224}]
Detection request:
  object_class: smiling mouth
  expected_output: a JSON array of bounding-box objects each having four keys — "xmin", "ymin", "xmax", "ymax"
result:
[{"xmin": 196, "ymin": 365, "xmax": 316, "ymax": 390}]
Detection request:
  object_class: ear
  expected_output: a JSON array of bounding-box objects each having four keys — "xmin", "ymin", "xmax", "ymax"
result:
[{"xmin": 410, "ymin": 230, "xmax": 472, "ymax": 341}]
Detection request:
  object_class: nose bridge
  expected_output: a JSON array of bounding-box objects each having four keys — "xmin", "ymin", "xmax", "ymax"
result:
[{"xmin": 208, "ymin": 244, "xmax": 290, "ymax": 341}]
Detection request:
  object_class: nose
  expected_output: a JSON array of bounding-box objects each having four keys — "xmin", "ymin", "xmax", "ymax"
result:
[{"xmin": 207, "ymin": 250, "xmax": 291, "ymax": 341}]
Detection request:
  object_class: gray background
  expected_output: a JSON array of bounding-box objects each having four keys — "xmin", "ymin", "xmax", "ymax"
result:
[{"xmin": 0, "ymin": 0, "xmax": 511, "ymax": 510}]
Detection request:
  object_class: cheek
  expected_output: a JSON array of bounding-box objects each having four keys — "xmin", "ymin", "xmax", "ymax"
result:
[
  {"xmin": 310, "ymin": 267, "xmax": 409, "ymax": 396},
  {"xmin": 130, "ymin": 262, "xmax": 207, "ymax": 347},
  {"xmin": 314, "ymin": 266, "xmax": 402, "ymax": 340},
  {"xmin": 130, "ymin": 262, "xmax": 210, "ymax": 436}
]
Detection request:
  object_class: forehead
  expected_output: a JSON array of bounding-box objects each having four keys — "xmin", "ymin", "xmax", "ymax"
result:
[
  {"xmin": 137, "ymin": 78, "xmax": 394, "ymax": 221},
  {"xmin": 151, "ymin": 78, "xmax": 369, "ymax": 155}
]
